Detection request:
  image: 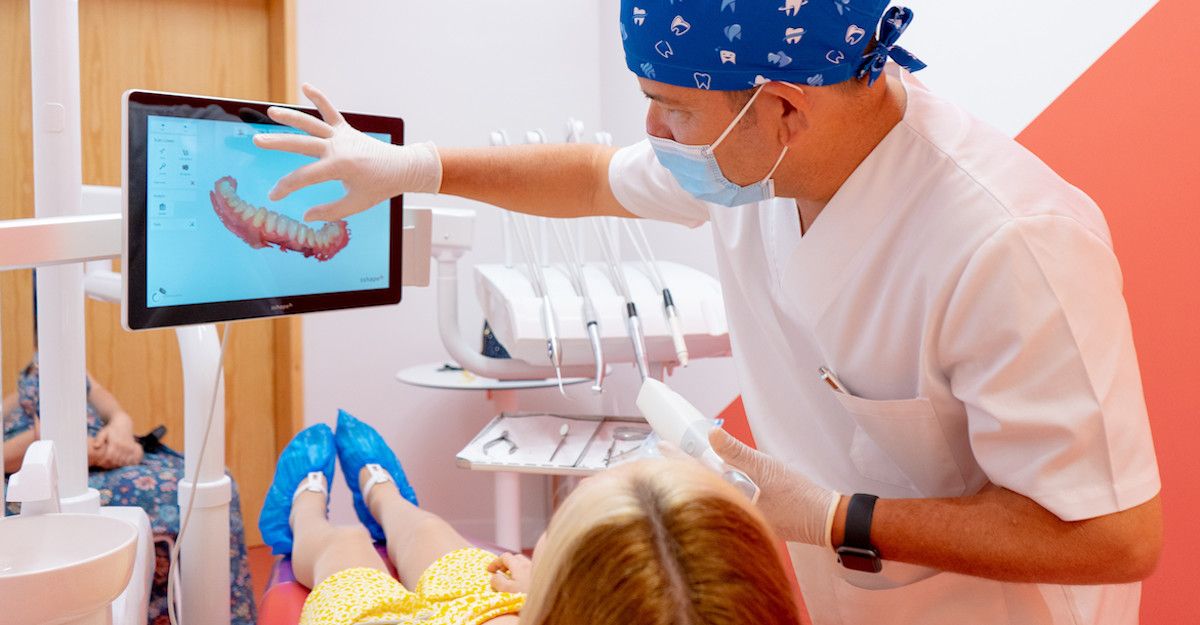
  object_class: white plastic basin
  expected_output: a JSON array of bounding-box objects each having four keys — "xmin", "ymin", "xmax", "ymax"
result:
[{"xmin": 0, "ymin": 513, "xmax": 138, "ymax": 625}]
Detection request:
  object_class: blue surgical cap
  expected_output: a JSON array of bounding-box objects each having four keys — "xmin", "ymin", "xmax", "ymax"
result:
[{"xmin": 620, "ymin": 1, "xmax": 926, "ymax": 91}]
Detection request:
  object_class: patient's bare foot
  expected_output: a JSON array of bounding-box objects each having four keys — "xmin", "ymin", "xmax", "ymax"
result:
[
  {"xmin": 361, "ymin": 466, "xmax": 402, "ymax": 521},
  {"xmin": 290, "ymin": 473, "xmax": 328, "ymax": 530}
]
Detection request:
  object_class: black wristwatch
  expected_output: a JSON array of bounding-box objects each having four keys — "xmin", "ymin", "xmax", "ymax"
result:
[{"xmin": 836, "ymin": 493, "xmax": 882, "ymax": 573}]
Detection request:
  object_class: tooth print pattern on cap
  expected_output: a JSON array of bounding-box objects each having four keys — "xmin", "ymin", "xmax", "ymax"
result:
[{"xmin": 620, "ymin": 0, "xmax": 926, "ymax": 90}]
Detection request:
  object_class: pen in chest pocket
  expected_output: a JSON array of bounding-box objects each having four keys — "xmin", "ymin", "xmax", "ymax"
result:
[{"xmin": 818, "ymin": 367, "xmax": 849, "ymax": 394}]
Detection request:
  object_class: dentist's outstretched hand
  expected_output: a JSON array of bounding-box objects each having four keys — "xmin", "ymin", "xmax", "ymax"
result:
[
  {"xmin": 709, "ymin": 428, "xmax": 841, "ymax": 547},
  {"xmin": 253, "ymin": 83, "xmax": 442, "ymax": 222}
]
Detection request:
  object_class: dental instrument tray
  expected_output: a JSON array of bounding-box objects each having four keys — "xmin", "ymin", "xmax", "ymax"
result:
[
  {"xmin": 456, "ymin": 413, "xmax": 652, "ymax": 476},
  {"xmin": 122, "ymin": 90, "xmax": 405, "ymax": 330}
]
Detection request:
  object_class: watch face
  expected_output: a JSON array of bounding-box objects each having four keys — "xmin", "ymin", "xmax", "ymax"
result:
[{"xmin": 837, "ymin": 546, "xmax": 883, "ymax": 573}]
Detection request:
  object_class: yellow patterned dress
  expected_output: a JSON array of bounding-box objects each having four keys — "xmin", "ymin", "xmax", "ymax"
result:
[{"xmin": 299, "ymin": 548, "xmax": 525, "ymax": 625}]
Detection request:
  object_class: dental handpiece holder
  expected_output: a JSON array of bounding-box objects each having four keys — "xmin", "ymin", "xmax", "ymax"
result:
[
  {"xmin": 636, "ymin": 379, "xmax": 760, "ymax": 502},
  {"xmin": 472, "ymin": 261, "xmax": 730, "ymax": 374},
  {"xmin": 431, "ymin": 207, "xmax": 731, "ymax": 382}
]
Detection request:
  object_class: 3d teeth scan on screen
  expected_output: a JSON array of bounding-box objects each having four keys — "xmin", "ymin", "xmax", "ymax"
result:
[
  {"xmin": 142, "ymin": 111, "xmax": 392, "ymax": 310},
  {"xmin": 210, "ymin": 175, "xmax": 350, "ymax": 261}
]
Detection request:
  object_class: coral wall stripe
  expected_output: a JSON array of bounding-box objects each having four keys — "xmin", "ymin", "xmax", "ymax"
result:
[{"xmin": 1017, "ymin": 1, "xmax": 1199, "ymax": 621}]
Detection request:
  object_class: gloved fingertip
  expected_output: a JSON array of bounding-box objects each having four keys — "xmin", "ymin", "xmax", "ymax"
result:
[{"xmin": 707, "ymin": 427, "xmax": 735, "ymax": 450}]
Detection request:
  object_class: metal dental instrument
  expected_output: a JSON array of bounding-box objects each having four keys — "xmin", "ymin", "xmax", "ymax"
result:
[
  {"xmin": 604, "ymin": 425, "xmax": 652, "ymax": 467},
  {"xmin": 548, "ymin": 423, "xmax": 570, "ymax": 463},
  {"xmin": 590, "ymin": 218, "xmax": 650, "ymax": 381},
  {"xmin": 556, "ymin": 121, "xmax": 606, "ymax": 391},
  {"xmin": 549, "ymin": 220, "xmax": 605, "ymax": 393},
  {"xmin": 512, "ymin": 213, "xmax": 566, "ymax": 395},
  {"xmin": 620, "ymin": 219, "xmax": 689, "ymax": 367},
  {"xmin": 484, "ymin": 430, "xmax": 519, "ymax": 456}
]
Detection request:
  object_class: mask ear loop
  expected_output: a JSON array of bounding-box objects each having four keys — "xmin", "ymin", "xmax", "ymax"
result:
[
  {"xmin": 710, "ymin": 85, "xmax": 764, "ymax": 151},
  {"xmin": 763, "ymin": 145, "xmax": 790, "ymax": 184},
  {"xmin": 715, "ymin": 81, "xmax": 805, "ymax": 187},
  {"xmin": 762, "ymin": 82, "xmax": 805, "ymax": 184},
  {"xmin": 710, "ymin": 81, "xmax": 806, "ymax": 150}
]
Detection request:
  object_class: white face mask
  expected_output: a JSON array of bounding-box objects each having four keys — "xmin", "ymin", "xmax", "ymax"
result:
[{"xmin": 647, "ymin": 82, "xmax": 800, "ymax": 207}]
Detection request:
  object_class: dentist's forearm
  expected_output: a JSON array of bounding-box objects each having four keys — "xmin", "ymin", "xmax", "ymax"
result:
[
  {"xmin": 832, "ymin": 487, "xmax": 1162, "ymax": 584},
  {"xmin": 437, "ymin": 144, "xmax": 635, "ymax": 220}
]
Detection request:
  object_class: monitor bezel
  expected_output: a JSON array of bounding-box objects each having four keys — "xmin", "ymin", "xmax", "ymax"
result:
[{"xmin": 122, "ymin": 89, "xmax": 404, "ymax": 331}]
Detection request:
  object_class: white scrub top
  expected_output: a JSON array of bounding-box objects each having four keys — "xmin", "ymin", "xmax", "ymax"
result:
[{"xmin": 608, "ymin": 64, "xmax": 1160, "ymax": 625}]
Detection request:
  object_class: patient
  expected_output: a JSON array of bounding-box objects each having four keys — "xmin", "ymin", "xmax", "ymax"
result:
[{"xmin": 264, "ymin": 410, "xmax": 801, "ymax": 625}]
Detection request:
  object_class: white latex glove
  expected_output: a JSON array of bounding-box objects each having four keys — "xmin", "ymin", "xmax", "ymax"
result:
[
  {"xmin": 709, "ymin": 428, "xmax": 841, "ymax": 547},
  {"xmin": 253, "ymin": 83, "xmax": 442, "ymax": 222}
]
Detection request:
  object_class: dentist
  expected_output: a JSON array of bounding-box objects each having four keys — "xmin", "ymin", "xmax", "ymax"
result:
[{"xmin": 256, "ymin": 2, "xmax": 1162, "ymax": 623}]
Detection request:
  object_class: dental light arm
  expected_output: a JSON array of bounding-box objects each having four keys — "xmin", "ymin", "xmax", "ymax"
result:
[{"xmin": 637, "ymin": 379, "xmax": 760, "ymax": 503}]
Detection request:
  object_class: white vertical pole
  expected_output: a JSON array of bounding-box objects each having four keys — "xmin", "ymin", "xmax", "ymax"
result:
[
  {"xmin": 176, "ymin": 325, "xmax": 231, "ymax": 625},
  {"xmin": 29, "ymin": 0, "xmax": 97, "ymax": 512},
  {"xmin": 492, "ymin": 389, "xmax": 522, "ymax": 551}
]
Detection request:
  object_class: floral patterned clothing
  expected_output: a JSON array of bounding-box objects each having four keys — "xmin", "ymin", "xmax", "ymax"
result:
[
  {"xmin": 3, "ymin": 357, "xmax": 257, "ymax": 625},
  {"xmin": 300, "ymin": 549, "xmax": 525, "ymax": 625}
]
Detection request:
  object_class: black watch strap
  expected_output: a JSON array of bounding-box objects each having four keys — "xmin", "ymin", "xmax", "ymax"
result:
[
  {"xmin": 837, "ymin": 493, "xmax": 882, "ymax": 573},
  {"xmin": 844, "ymin": 493, "xmax": 878, "ymax": 549}
]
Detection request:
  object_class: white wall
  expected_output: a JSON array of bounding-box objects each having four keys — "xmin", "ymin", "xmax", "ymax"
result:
[
  {"xmin": 296, "ymin": 0, "xmax": 739, "ymax": 544},
  {"xmin": 898, "ymin": 0, "xmax": 1156, "ymax": 136}
]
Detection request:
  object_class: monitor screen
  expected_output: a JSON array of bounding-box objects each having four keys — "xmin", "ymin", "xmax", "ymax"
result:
[{"xmin": 123, "ymin": 91, "xmax": 404, "ymax": 330}]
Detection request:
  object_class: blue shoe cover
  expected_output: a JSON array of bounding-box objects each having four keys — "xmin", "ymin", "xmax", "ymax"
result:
[
  {"xmin": 334, "ymin": 409, "xmax": 419, "ymax": 542},
  {"xmin": 258, "ymin": 423, "xmax": 336, "ymax": 555}
]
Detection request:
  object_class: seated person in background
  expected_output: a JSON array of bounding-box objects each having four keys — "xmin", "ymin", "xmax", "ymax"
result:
[
  {"xmin": 3, "ymin": 355, "xmax": 257, "ymax": 625},
  {"xmin": 262, "ymin": 410, "xmax": 801, "ymax": 625}
]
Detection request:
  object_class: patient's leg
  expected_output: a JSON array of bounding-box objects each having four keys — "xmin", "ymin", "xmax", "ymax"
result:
[
  {"xmin": 290, "ymin": 475, "xmax": 388, "ymax": 589},
  {"xmin": 364, "ymin": 467, "xmax": 474, "ymax": 589}
]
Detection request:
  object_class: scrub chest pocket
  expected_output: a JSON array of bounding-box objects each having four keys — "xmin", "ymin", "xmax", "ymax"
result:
[{"xmin": 828, "ymin": 388, "xmax": 967, "ymax": 497}]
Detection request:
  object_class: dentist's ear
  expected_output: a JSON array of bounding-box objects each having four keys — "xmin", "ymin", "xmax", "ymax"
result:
[{"xmin": 762, "ymin": 81, "xmax": 810, "ymax": 145}]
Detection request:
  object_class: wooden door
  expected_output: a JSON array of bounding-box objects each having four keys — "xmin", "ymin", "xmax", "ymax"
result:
[{"xmin": 1, "ymin": 0, "xmax": 302, "ymax": 546}]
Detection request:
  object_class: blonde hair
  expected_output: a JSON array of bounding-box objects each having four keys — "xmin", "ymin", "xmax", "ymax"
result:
[{"xmin": 521, "ymin": 458, "xmax": 802, "ymax": 625}]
